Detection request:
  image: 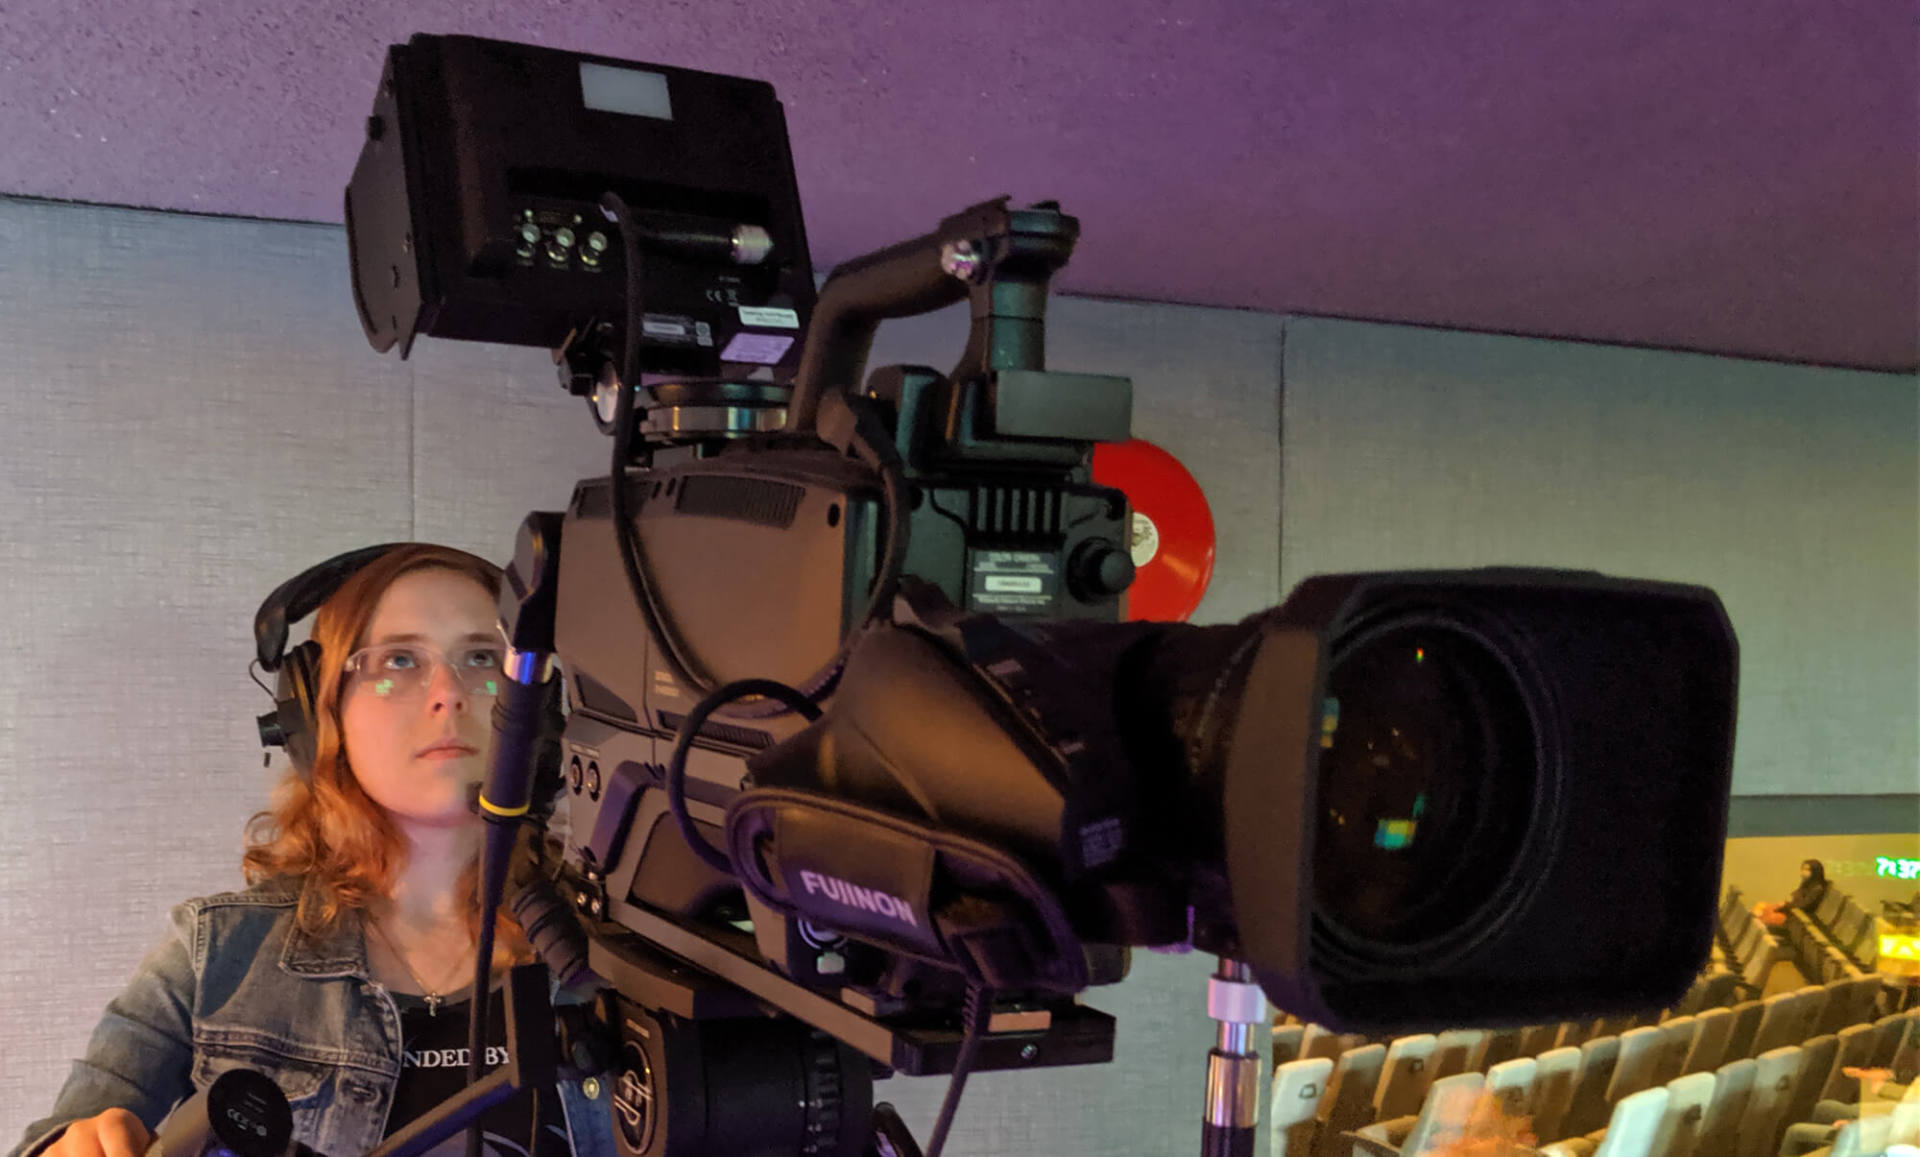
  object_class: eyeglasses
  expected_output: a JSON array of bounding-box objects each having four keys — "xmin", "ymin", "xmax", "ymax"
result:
[{"xmin": 342, "ymin": 642, "xmax": 506, "ymax": 701}]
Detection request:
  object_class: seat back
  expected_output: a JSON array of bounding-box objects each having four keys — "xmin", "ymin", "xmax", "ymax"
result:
[
  {"xmin": 1891, "ymin": 1011, "xmax": 1920, "ymax": 1084},
  {"xmin": 1724, "ymin": 1000, "xmax": 1765, "ymax": 1061},
  {"xmin": 1517, "ymin": 1024, "xmax": 1562, "ymax": 1058},
  {"xmin": 1815, "ymin": 888, "xmax": 1845, "ymax": 927},
  {"xmin": 1870, "ymin": 1012, "xmax": 1907, "ymax": 1068},
  {"xmin": 1684, "ymin": 1007, "xmax": 1734, "ymax": 1076},
  {"xmin": 1592, "ymin": 1085, "xmax": 1672, "ymax": 1157},
  {"xmin": 1750, "ymin": 990, "xmax": 1817, "ymax": 1057},
  {"xmin": 1530, "ymin": 1046, "xmax": 1583, "ymax": 1144},
  {"xmin": 1564, "ymin": 1034, "xmax": 1623, "ymax": 1139},
  {"xmin": 1272, "ymin": 1023, "xmax": 1305, "ymax": 1068},
  {"xmin": 1267, "ymin": 1056, "xmax": 1334, "ymax": 1157},
  {"xmin": 1720, "ymin": 887, "xmax": 1744, "ymax": 929},
  {"xmin": 1820, "ymin": 1021, "xmax": 1880, "ymax": 1103},
  {"xmin": 1373, "ymin": 1034, "xmax": 1438, "ymax": 1122},
  {"xmin": 1653, "ymin": 1016, "xmax": 1697, "ymax": 1087},
  {"xmin": 1308, "ymin": 1043, "xmax": 1386, "ymax": 1157},
  {"xmin": 1690, "ymin": 1057, "xmax": 1754, "ymax": 1157},
  {"xmin": 1430, "ymin": 1029, "xmax": 1487, "ymax": 1080},
  {"xmin": 1299, "ymin": 1023, "xmax": 1340, "ymax": 1062},
  {"xmin": 1481, "ymin": 1027, "xmax": 1523, "ymax": 1072},
  {"xmin": 1697, "ymin": 972, "xmax": 1737, "ymax": 1013},
  {"xmin": 1735, "ymin": 1045, "xmax": 1803, "ymax": 1157},
  {"xmin": 1484, "ymin": 1056, "xmax": 1537, "ymax": 1120},
  {"xmin": 1776, "ymin": 1033, "xmax": 1838, "ymax": 1156},
  {"xmin": 1608, "ymin": 1026, "xmax": 1667, "ymax": 1105},
  {"xmin": 1399, "ymin": 1072, "xmax": 1487, "ymax": 1157},
  {"xmin": 1649, "ymin": 1071, "xmax": 1715, "ymax": 1157},
  {"xmin": 1845, "ymin": 975, "xmax": 1883, "ymax": 1027},
  {"xmin": 1740, "ymin": 940, "xmax": 1779, "ymax": 996}
]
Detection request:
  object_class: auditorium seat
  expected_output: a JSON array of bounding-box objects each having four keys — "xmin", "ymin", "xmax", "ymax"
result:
[
  {"xmin": 1484, "ymin": 1055, "xmax": 1536, "ymax": 1120},
  {"xmin": 1751, "ymin": 990, "xmax": 1823, "ymax": 1057},
  {"xmin": 1652, "ymin": 1016, "xmax": 1697, "ymax": 1086},
  {"xmin": 1274, "ymin": 1023, "xmax": 1305, "ymax": 1067},
  {"xmin": 1349, "ymin": 1070, "xmax": 1485, "ymax": 1157},
  {"xmin": 1266, "ymin": 1056, "xmax": 1332, "ymax": 1157},
  {"xmin": 1564, "ymin": 1035, "xmax": 1624, "ymax": 1139},
  {"xmin": 1430, "ymin": 1028, "xmax": 1487, "ymax": 1080},
  {"xmin": 1735, "ymin": 1045, "xmax": 1803, "ymax": 1157},
  {"xmin": 1374, "ymin": 1034, "xmax": 1438, "ymax": 1122},
  {"xmin": 1684, "ymin": 1007, "xmax": 1735, "ymax": 1076},
  {"xmin": 1531, "ymin": 1047, "xmax": 1583, "ymax": 1144},
  {"xmin": 1690, "ymin": 1056, "xmax": 1754, "ymax": 1157},
  {"xmin": 1481, "ymin": 1027, "xmax": 1524, "ymax": 1071},
  {"xmin": 1539, "ymin": 1084, "xmax": 1670, "ymax": 1157},
  {"xmin": 1815, "ymin": 890, "xmax": 1845, "ymax": 928},
  {"xmin": 1648, "ymin": 1070, "xmax": 1714, "ymax": 1157},
  {"xmin": 1607, "ymin": 1026, "xmax": 1668, "ymax": 1106},
  {"xmin": 1307, "ymin": 1043, "xmax": 1385, "ymax": 1157},
  {"xmin": 1519, "ymin": 1024, "xmax": 1564, "ymax": 1058},
  {"xmin": 1775, "ymin": 1034, "xmax": 1838, "ymax": 1155},
  {"xmin": 1818, "ymin": 1021, "xmax": 1880, "ymax": 1103},
  {"xmin": 1891, "ymin": 1012, "xmax": 1920, "ymax": 1083}
]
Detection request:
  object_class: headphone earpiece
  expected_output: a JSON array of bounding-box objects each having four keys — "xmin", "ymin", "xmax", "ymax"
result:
[
  {"xmin": 254, "ymin": 544, "xmax": 410, "ymax": 776},
  {"xmin": 273, "ymin": 641, "xmax": 325, "ymax": 776}
]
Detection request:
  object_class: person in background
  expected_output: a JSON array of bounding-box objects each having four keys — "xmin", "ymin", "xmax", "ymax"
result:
[{"xmin": 1755, "ymin": 859, "xmax": 1830, "ymax": 927}]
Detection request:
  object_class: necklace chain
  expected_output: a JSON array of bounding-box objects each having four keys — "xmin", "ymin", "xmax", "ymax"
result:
[{"xmin": 368, "ymin": 915, "xmax": 473, "ymax": 1017}]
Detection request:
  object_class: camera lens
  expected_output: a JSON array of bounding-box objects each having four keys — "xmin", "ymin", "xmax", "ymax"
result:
[{"xmin": 1311, "ymin": 616, "xmax": 1539, "ymax": 957}]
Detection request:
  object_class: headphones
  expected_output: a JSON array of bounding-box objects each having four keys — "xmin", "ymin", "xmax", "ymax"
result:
[{"xmin": 253, "ymin": 543, "xmax": 416, "ymax": 774}]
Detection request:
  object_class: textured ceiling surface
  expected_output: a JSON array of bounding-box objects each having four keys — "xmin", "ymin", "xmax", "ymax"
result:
[{"xmin": 0, "ymin": 0, "xmax": 1913, "ymax": 370}]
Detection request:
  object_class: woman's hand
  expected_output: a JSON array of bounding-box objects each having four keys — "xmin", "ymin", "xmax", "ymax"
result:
[{"xmin": 43, "ymin": 1108, "xmax": 151, "ymax": 1157}]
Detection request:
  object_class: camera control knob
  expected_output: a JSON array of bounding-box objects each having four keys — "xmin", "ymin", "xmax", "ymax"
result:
[{"xmin": 1069, "ymin": 539, "xmax": 1135, "ymax": 601}]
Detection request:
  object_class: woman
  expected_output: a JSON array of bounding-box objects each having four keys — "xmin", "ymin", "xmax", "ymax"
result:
[
  {"xmin": 1754, "ymin": 859, "xmax": 1830, "ymax": 927},
  {"xmin": 11, "ymin": 545, "xmax": 613, "ymax": 1157}
]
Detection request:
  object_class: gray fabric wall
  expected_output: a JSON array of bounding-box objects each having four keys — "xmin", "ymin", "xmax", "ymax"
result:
[
  {"xmin": 1277, "ymin": 318, "xmax": 1918, "ymax": 798},
  {"xmin": 1, "ymin": 195, "xmax": 1913, "ymax": 1153}
]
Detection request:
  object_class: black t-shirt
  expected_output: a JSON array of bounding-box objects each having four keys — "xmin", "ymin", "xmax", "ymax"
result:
[{"xmin": 385, "ymin": 986, "xmax": 572, "ymax": 1157}]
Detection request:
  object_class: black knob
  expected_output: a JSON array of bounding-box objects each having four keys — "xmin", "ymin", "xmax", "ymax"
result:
[{"xmin": 1069, "ymin": 539, "xmax": 1135, "ymax": 601}]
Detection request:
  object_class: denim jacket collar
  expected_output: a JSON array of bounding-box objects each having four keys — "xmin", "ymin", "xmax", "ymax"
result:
[{"xmin": 277, "ymin": 888, "xmax": 372, "ymax": 981}]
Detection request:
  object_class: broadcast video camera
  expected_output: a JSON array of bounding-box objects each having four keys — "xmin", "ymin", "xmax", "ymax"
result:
[{"xmin": 341, "ymin": 33, "xmax": 1740, "ymax": 1157}]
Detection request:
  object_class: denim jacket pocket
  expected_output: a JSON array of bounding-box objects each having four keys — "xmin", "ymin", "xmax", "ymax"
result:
[{"xmin": 190, "ymin": 1032, "xmax": 337, "ymax": 1143}]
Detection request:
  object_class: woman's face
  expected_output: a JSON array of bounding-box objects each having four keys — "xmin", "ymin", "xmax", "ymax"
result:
[{"xmin": 340, "ymin": 568, "xmax": 500, "ymax": 829}]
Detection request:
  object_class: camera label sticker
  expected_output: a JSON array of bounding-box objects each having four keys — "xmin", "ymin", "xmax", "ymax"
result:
[
  {"xmin": 640, "ymin": 312, "xmax": 712, "ymax": 347},
  {"xmin": 1128, "ymin": 510, "xmax": 1161, "ymax": 567},
  {"xmin": 737, "ymin": 305, "xmax": 800, "ymax": 329},
  {"xmin": 970, "ymin": 551, "xmax": 1057, "ymax": 612},
  {"xmin": 719, "ymin": 332, "xmax": 795, "ymax": 364}
]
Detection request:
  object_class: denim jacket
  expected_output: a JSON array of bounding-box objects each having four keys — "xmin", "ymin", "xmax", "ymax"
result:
[{"xmin": 10, "ymin": 879, "xmax": 618, "ymax": 1157}]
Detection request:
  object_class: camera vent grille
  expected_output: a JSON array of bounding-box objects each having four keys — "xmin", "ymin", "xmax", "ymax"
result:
[
  {"xmin": 658, "ymin": 711, "xmax": 774, "ymax": 751},
  {"xmin": 676, "ymin": 475, "xmax": 803, "ymax": 528},
  {"xmin": 972, "ymin": 486, "xmax": 1062, "ymax": 539}
]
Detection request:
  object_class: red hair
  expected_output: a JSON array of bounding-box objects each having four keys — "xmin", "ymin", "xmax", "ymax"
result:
[{"xmin": 243, "ymin": 544, "xmax": 527, "ymax": 962}]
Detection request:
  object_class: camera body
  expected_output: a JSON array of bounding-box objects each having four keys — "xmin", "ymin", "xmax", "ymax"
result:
[{"xmin": 345, "ymin": 32, "xmax": 1741, "ymax": 1156}]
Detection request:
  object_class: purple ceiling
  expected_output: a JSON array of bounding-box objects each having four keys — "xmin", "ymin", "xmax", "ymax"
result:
[{"xmin": 1, "ymin": 0, "xmax": 1913, "ymax": 370}]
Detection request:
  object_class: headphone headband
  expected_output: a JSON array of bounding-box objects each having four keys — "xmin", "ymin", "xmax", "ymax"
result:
[{"xmin": 253, "ymin": 543, "xmax": 412, "ymax": 672}]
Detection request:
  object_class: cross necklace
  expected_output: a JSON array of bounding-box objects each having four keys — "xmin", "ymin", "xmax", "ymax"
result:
[{"xmin": 368, "ymin": 916, "xmax": 473, "ymax": 1017}]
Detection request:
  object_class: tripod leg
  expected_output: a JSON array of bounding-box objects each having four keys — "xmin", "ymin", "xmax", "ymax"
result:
[
  {"xmin": 1203, "ymin": 959, "xmax": 1269, "ymax": 1157},
  {"xmin": 867, "ymin": 1103, "xmax": 925, "ymax": 1157}
]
